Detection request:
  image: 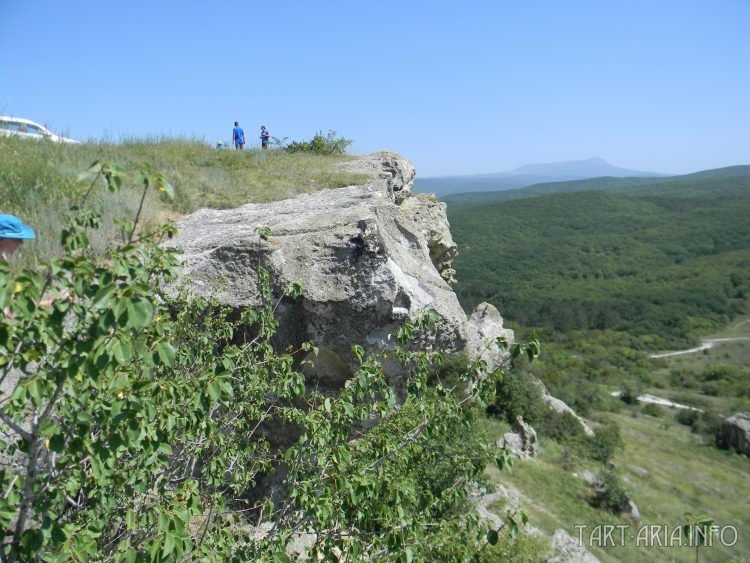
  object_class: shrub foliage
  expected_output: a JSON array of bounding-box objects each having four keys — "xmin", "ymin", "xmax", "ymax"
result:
[
  {"xmin": 0, "ymin": 164, "xmax": 516, "ymax": 560},
  {"xmin": 286, "ymin": 130, "xmax": 352, "ymax": 155}
]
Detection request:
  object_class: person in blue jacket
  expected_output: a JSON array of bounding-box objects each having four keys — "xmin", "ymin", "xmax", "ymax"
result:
[
  {"xmin": 0, "ymin": 214, "xmax": 35, "ymax": 261},
  {"xmin": 232, "ymin": 121, "xmax": 245, "ymax": 150}
]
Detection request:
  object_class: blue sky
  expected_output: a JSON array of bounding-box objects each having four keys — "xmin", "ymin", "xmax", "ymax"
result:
[{"xmin": 1, "ymin": 0, "xmax": 748, "ymax": 177}]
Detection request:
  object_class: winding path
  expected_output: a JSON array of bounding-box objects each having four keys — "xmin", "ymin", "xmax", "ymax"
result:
[{"xmin": 649, "ymin": 337, "xmax": 750, "ymax": 359}]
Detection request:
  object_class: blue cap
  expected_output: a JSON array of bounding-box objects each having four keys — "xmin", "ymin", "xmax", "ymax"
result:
[{"xmin": 0, "ymin": 214, "xmax": 36, "ymax": 239}]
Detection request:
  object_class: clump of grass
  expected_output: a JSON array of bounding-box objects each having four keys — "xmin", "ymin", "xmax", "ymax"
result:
[{"xmin": 0, "ymin": 136, "xmax": 370, "ymax": 267}]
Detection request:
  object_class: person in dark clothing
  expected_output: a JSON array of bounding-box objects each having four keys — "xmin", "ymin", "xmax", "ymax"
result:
[{"xmin": 260, "ymin": 125, "xmax": 270, "ymax": 149}]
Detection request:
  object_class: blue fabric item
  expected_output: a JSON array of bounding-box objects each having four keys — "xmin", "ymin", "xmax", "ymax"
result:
[{"xmin": 0, "ymin": 214, "xmax": 36, "ymax": 239}]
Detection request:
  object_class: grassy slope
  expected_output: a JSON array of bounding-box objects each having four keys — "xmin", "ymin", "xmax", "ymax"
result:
[
  {"xmin": 484, "ymin": 318, "xmax": 750, "ymax": 562},
  {"xmin": 0, "ymin": 136, "xmax": 367, "ymax": 267},
  {"xmin": 487, "ymin": 414, "xmax": 749, "ymax": 563}
]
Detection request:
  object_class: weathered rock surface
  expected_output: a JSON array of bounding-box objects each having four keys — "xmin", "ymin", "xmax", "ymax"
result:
[
  {"xmin": 497, "ymin": 416, "xmax": 538, "ymax": 459},
  {"xmin": 716, "ymin": 412, "xmax": 750, "ymax": 455},
  {"xmin": 537, "ymin": 382, "xmax": 595, "ymax": 437},
  {"xmin": 548, "ymin": 529, "xmax": 600, "ymax": 563},
  {"xmin": 168, "ymin": 153, "xmax": 512, "ymax": 388},
  {"xmin": 335, "ymin": 151, "xmax": 416, "ymax": 205},
  {"xmin": 473, "ymin": 484, "xmax": 600, "ymax": 563}
]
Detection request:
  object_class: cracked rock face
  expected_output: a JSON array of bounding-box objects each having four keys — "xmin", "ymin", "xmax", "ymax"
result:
[{"xmin": 168, "ymin": 153, "xmax": 512, "ymax": 387}]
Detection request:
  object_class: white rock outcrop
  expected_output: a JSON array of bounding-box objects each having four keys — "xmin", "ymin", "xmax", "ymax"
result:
[{"xmin": 168, "ymin": 153, "xmax": 513, "ymax": 388}]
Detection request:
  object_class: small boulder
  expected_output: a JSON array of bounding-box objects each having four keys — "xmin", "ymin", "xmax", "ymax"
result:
[
  {"xmin": 716, "ymin": 412, "xmax": 750, "ymax": 455},
  {"xmin": 497, "ymin": 416, "xmax": 538, "ymax": 459}
]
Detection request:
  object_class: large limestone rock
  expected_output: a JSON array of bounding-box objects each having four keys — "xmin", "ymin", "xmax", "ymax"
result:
[
  {"xmin": 168, "ymin": 153, "xmax": 512, "ymax": 388},
  {"xmin": 717, "ymin": 412, "xmax": 750, "ymax": 455}
]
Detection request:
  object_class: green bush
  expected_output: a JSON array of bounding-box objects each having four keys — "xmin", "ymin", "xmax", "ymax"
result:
[
  {"xmin": 537, "ymin": 409, "xmax": 586, "ymax": 442},
  {"xmin": 589, "ymin": 470, "xmax": 630, "ymax": 514},
  {"xmin": 675, "ymin": 408, "xmax": 724, "ymax": 442},
  {"xmin": 675, "ymin": 408, "xmax": 700, "ymax": 427},
  {"xmin": 579, "ymin": 420, "xmax": 624, "ymax": 464},
  {"xmin": 619, "ymin": 380, "xmax": 642, "ymax": 405},
  {"xmin": 487, "ymin": 369, "xmax": 544, "ymax": 425},
  {"xmin": 641, "ymin": 402, "xmax": 665, "ymax": 417},
  {"xmin": 286, "ymin": 130, "xmax": 352, "ymax": 155}
]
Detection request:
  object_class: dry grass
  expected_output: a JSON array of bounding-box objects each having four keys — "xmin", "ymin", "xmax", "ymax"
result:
[{"xmin": 0, "ymin": 136, "xmax": 369, "ymax": 267}]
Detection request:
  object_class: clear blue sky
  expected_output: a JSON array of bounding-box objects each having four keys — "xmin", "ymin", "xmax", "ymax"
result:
[{"xmin": 2, "ymin": 0, "xmax": 748, "ymax": 177}]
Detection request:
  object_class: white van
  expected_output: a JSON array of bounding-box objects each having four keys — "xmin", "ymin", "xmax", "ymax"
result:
[{"xmin": 0, "ymin": 116, "xmax": 80, "ymax": 144}]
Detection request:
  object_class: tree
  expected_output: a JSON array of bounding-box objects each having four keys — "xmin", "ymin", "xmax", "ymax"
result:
[{"xmin": 0, "ymin": 162, "xmax": 514, "ymax": 560}]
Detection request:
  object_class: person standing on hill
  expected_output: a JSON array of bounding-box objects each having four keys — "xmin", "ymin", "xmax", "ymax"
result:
[
  {"xmin": 232, "ymin": 121, "xmax": 245, "ymax": 150},
  {"xmin": 259, "ymin": 125, "xmax": 270, "ymax": 149},
  {"xmin": 0, "ymin": 214, "xmax": 35, "ymax": 261}
]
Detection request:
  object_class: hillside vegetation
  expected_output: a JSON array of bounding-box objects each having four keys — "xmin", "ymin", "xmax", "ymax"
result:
[
  {"xmin": 442, "ymin": 165, "xmax": 750, "ymax": 210},
  {"xmin": 447, "ymin": 168, "xmax": 750, "ymax": 562},
  {"xmin": 449, "ymin": 171, "xmax": 750, "ymax": 348}
]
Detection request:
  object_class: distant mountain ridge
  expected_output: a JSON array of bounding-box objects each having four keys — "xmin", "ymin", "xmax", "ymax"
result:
[
  {"xmin": 414, "ymin": 157, "xmax": 666, "ymax": 197},
  {"xmin": 501, "ymin": 157, "xmax": 663, "ymax": 178},
  {"xmin": 442, "ymin": 165, "xmax": 750, "ymax": 211}
]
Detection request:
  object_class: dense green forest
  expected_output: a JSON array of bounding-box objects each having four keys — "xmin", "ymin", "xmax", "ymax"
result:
[{"xmin": 448, "ymin": 170, "xmax": 750, "ymax": 348}]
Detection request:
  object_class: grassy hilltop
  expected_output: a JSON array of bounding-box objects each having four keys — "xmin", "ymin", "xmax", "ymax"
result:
[{"xmin": 0, "ymin": 135, "xmax": 367, "ymax": 267}]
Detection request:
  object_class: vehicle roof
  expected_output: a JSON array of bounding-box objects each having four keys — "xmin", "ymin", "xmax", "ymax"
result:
[{"xmin": 0, "ymin": 116, "xmax": 49, "ymax": 127}]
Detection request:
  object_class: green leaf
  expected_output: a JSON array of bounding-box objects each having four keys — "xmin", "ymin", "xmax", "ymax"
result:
[
  {"xmin": 287, "ymin": 281, "xmax": 303, "ymax": 299},
  {"xmin": 77, "ymin": 161, "xmax": 103, "ymax": 182},
  {"xmin": 156, "ymin": 175, "xmax": 175, "ymax": 199},
  {"xmin": 126, "ymin": 299, "xmax": 153, "ymax": 329},
  {"xmin": 27, "ymin": 379, "xmax": 44, "ymax": 407},
  {"xmin": 126, "ymin": 510, "xmax": 137, "ymax": 531},
  {"xmin": 256, "ymin": 226, "xmax": 272, "ymax": 241},
  {"xmin": 207, "ymin": 381, "xmax": 221, "ymax": 402},
  {"xmin": 162, "ymin": 531, "xmax": 176, "ymax": 557},
  {"xmin": 352, "ymin": 344, "xmax": 365, "ymax": 364},
  {"xmin": 155, "ymin": 342, "xmax": 176, "ymax": 366},
  {"xmin": 112, "ymin": 337, "xmax": 133, "ymax": 364}
]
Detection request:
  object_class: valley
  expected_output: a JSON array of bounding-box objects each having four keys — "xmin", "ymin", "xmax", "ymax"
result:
[{"xmin": 444, "ymin": 169, "xmax": 750, "ymax": 561}]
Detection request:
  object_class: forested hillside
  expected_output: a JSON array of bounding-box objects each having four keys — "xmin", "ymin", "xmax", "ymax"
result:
[
  {"xmin": 443, "ymin": 165, "xmax": 750, "ymax": 210},
  {"xmin": 448, "ymin": 167, "xmax": 750, "ymax": 562},
  {"xmin": 448, "ymin": 170, "xmax": 750, "ymax": 347}
]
